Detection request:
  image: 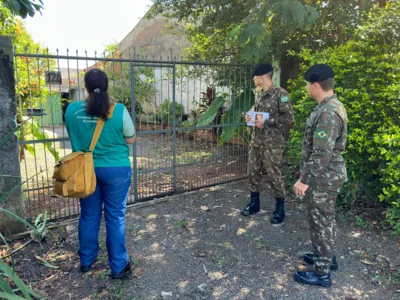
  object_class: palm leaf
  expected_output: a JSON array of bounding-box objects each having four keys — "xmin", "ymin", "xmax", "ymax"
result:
[
  {"xmin": 196, "ymin": 96, "xmax": 225, "ymax": 127},
  {"xmin": 220, "ymin": 88, "xmax": 255, "ymax": 144}
]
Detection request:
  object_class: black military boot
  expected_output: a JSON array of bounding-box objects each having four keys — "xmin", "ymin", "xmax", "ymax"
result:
[
  {"xmin": 303, "ymin": 253, "xmax": 339, "ymax": 271},
  {"xmin": 294, "ymin": 270, "xmax": 332, "ymax": 287},
  {"xmin": 241, "ymin": 192, "xmax": 260, "ymax": 216},
  {"xmin": 270, "ymin": 197, "xmax": 285, "ymax": 225}
]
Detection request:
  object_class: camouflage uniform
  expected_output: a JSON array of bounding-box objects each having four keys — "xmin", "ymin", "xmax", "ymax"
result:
[
  {"xmin": 300, "ymin": 94, "xmax": 348, "ymax": 274},
  {"xmin": 248, "ymin": 85, "xmax": 294, "ymax": 197}
]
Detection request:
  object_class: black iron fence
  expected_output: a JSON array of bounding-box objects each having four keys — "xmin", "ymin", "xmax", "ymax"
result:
[{"xmin": 14, "ymin": 50, "xmax": 253, "ymax": 221}]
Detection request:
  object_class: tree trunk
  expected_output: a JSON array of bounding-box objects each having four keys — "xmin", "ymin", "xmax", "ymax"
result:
[
  {"xmin": 379, "ymin": 0, "xmax": 386, "ymax": 8},
  {"xmin": 359, "ymin": 0, "xmax": 366, "ymax": 10},
  {"xmin": 280, "ymin": 53, "xmax": 301, "ymax": 91},
  {"xmin": 272, "ymin": 58, "xmax": 281, "ymax": 87},
  {"xmin": 0, "ymin": 35, "xmax": 26, "ymax": 234}
]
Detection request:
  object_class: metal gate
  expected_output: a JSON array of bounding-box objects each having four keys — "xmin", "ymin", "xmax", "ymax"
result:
[{"xmin": 14, "ymin": 50, "xmax": 253, "ymax": 221}]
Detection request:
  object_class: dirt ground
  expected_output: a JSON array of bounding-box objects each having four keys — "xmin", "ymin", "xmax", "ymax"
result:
[{"xmin": 8, "ymin": 180, "xmax": 400, "ymax": 300}]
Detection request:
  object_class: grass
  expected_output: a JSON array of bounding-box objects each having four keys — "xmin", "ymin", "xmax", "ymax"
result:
[
  {"xmin": 224, "ymin": 242, "xmax": 232, "ymax": 249},
  {"xmin": 216, "ymin": 255, "xmax": 226, "ymax": 267},
  {"xmin": 255, "ymin": 237, "xmax": 270, "ymax": 250},
  {"xmin": 173, "ymin": 219, "xmax": 188, "ymax": 229},
  {"xmin": 374, "ymin": 269, "xmax": 400, "ymax": 287},
  {"xmin": 125, "ymin": 221, "xmax": 140, "ymax": 235},
  {"xmin": 355, "ymin": 216, "xmax": 372, "ymax": 229}
]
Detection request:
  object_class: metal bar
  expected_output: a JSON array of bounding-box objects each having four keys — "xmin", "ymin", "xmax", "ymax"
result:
[
  {"xmin": 152, "ymin": 59, "xmax": 157, "ymax": 197},
  {"xmin": 19, "ymin": 137, "xmax": 69, "ymax": 144},
  {"xmin": 172, "ymin": 65, "xmax": 177, "ymax": 192},
  {"xmin": 160, "ymin": 57, "xmax": 165, "ymax": 195},
  {"xmin": 25, "ymin": 48, "xmax": 41, "ymax": 218},
  {"xmin": 65, "ymin": 49, "xmax": 74, "ymax": 218},
  {"xmin": 14, "ymin": 53, "xmax": 250, "ymax": 67},
  {"xmin": 130, "ymin": 62, "xmax": 139, "ymax": 201},
  {"xmin": 36, "ymin": 52, "xmax": 52, "ymax": 220}
]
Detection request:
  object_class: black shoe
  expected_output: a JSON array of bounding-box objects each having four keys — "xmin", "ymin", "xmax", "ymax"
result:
[
  {"xmin": 294, "ymin": 271, "xmax": 332, "ymax": 287},
  {"xmin": 80, "ymin": 265, "xmax": 92, "ymax": 273},
  {"xmin": 241, "ymin": 192, "xmax": 260, "ymax": 216},
  {"xmin": 303, "ymin": 253, "xmax": 339, "ymax": 271},
  {"xmin": 80, "ymin": 259, "xmax": 97, "ymax": 273},
  {"xmin": 270, "ymin": 198, "xmax": 285, "ymax": 225},
  {"xmin": 111, "ymin": 260, "xmax": 131, "ymax": 279}
]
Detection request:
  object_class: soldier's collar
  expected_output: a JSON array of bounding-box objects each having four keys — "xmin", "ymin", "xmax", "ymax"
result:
[
  {"xmin": 261, "ymin": 84, "xmax": 276, "ymax": 96},
  {"xmin": 314, "ymin": 94, "xmax": 337, "ymax": 111}
]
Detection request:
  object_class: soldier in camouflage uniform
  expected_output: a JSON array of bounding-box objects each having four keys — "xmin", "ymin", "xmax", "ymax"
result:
[
  {"xmin": 241, "ymin": 63, "xmax": 294, "ymax": 225},
  {"xmin": 293, "ymin": 64, "xmax": 348, "ymax": 288}
]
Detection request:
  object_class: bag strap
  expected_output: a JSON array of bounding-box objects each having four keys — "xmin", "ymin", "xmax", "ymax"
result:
[{"xmin": 88, "ymin": 103, "xmax": 116, "ymax": 152}]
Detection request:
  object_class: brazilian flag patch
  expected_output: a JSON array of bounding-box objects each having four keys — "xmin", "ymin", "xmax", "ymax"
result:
[
  {"xmin": 315, "ymin": 129, "xmax": 329, "ymax": 139},
  {"xmin": 280, "ymin": 96, "xmax": 289, "ymax": 103}
]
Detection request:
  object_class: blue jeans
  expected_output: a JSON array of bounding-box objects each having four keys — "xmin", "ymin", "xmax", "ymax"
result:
[{"xmin": 78, "ymin": 166, "xmax": 131, "ymax": 273}]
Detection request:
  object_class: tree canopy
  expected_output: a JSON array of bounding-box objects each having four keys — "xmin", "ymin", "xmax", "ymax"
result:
[{"xmin": 1, "ymin": 0, "xmax": 43, "ymax": 19}]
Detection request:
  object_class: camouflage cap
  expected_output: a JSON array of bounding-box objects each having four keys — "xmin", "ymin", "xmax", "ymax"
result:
[
  {"xmin": 304, "ymin": 64, "xmax": 335, "ymax": 83},
  {"xmin": 253, "ymin": 63, "xmax": 273, "ymax": 76}
]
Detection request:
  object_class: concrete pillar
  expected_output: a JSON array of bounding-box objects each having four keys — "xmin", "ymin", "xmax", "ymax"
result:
[{"xmin": 0, "ymin": 35, "xmax": 26, "ymax": 234}]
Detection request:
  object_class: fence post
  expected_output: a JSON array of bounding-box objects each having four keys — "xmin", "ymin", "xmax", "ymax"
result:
[
  {"xmin": 172, "ymin": 65, "xmax": 177, "ymax": 192},
  {"xmin": 0, "ymin": 36, "xmax": 26, "ymax": 234},
  {"xmin": 130, "ymin": 62, "xmax": 139, "ymax": 201}
]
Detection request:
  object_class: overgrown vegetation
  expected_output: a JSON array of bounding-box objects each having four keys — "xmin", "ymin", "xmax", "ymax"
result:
[
  {"xmin": 150, "ymin": 0, "xmax": 399, "ymax": 234},
  {"xmin": 285, "ymin": 2, "xmax": 400, "ymax": 234}
]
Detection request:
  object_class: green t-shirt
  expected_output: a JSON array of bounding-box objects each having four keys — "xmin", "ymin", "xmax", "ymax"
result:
[{"xmin": 65, "ymin": 101, "xmax": 135, "ymax": 167}]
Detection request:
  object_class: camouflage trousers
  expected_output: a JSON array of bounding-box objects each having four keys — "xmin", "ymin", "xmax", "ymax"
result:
[
  {"xmin": 247, "ymin": 145, "xmax": 285, "ymax": 198},
  {"xmin": 306, "ymin": 185, "xmax": 340, "ymax": 274}
]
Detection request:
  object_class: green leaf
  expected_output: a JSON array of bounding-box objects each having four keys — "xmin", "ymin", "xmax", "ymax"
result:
[
  {"xmin": 29, "ymin": 120, "xmax": 60, "ymax": 161},
  {"xmin": 35, "ymin": 256, "xmax": 59, "ymax": 269},
  {"xmin": 18, "ymin": 4, "xmax": 28, "ymax": 18},
  {"xmin": 0, "ymin": 276, "xmax": 15, "ymax": 295},
  {"xmin": 0, "ymin": 291, "xmax": 28, "ymax": 300},
  {"xmin": 25, "ymin": 144, "xmax": 35, "ymax": 156},
  {"xmin": 34, "ymin": 213, "xmax": 43, "ymax": 227},
  {"xmin": 220, "ymin": 87, "xmax": 255, "ymax": 144},
  {"xmin": 6, "ymin": 0, "xmax": 21, "ymax": 13},
  {"xmin": 0, "ymin": 259, "xmax": 42, "ymax": 299},
  {"xmin": 196, "ymin": 96, "xmax": 225, "ymax": 127}
]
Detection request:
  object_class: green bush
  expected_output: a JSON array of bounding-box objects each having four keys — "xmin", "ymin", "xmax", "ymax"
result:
[
  {"xmin": 285, "ymin": 3, "xmax": 400, "ymax": 233},
  {"xmin": 157, "ymin": 100, "xmax": 185, "ymax": 125},
  {"xmin": 371, "ymin": 126, "xmax": 400, "ymax": 234}
]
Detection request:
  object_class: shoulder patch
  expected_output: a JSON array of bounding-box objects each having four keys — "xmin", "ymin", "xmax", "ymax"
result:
[
  {"xmin": 280, "ymin": 95, "xmax": 289, "ymax": 103},
  {"xmin": 314, "ymin": 129, "xmax": 329, "ymax": 140}
]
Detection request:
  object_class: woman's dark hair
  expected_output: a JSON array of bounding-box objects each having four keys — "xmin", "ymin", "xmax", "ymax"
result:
[{"xmin": 84, "ymin": 68, "xmax": 110, "ymax": 120}]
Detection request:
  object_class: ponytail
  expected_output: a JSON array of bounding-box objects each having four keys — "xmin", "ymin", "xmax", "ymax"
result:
[
  {"xmin": 86, "ymin": 90, "xmax": 110, "ymax": 120},
  {"xmin": 84, "ymin": 68, "xmax": 110, "ymax": 120}
]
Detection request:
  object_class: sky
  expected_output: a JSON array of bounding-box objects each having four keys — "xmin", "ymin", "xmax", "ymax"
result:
[{"xmin": 24, "ymin": 0, "xmax": 153, "ymax": 66}]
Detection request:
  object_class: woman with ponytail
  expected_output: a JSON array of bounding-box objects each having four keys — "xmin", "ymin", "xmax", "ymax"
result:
[{"xmin": 65, "ymin": 68, "xmax": 135, "ymax": 279}]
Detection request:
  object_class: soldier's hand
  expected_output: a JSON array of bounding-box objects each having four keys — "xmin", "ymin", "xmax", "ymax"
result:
[
  {"xmin": 293, "ymin": 180, "xmax": 309, "ymax": 197},
  {"xmin": 245, "ymin": 113, "xmax": 252, "ymax": 123},
  {"xmin": 254, "ymin": 118, "xmax": 265, "ymax": 129}
]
